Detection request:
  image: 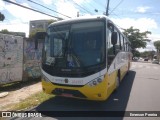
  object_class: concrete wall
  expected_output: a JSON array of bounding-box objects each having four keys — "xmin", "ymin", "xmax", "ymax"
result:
[
  {"xmin": 0, "ymin": 33, "xmax": 23, "ymax": 84},
  {"xmin": 23, "ymin": 39, "xmax": 43, "ymax": 79}
]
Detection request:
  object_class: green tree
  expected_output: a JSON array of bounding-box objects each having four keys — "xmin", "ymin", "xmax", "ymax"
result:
[
  {"xmin": 123, "ymin": 27, "xmax": 151, "ymax": 56},
  {"xmin": 154, "ymin": 40, "xmax": 160, "ymax": 52},
  {"xmin": 140, "ymin": 51, "xmax": 154, "ymax": 59},
  {"xmin": 133, "ymin": 50, "xmax": 140, "ymax": 57},
  {"xmin": 154, "ymin": 40, "xmax": 160, "ymax": 62},
  {"xmin": 0, "ymin": 29, "xmax": 9, "ymax": 34}
]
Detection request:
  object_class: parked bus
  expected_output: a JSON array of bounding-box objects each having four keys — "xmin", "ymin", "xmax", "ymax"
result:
[{"xmin": 35, "ymin": 15, "xmax": 132, "ymax": 101}]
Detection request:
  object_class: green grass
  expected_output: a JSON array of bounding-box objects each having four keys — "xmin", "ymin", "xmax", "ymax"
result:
[
  {"xmin": 0, "ymin": 78, "xmax": 54, "ymax": 111},
  {"xmin": 7, "ymin": 91, "xmax": 54, "ymax": 111}
]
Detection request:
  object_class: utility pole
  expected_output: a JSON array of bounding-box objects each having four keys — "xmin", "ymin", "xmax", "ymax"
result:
[
  {"xmin": 77, "ymin": 12, "xmax": 79, "ymax": 17},
  {"xmin": 106, "ymin": 0, "xmax": 110, "ymax": 16}
]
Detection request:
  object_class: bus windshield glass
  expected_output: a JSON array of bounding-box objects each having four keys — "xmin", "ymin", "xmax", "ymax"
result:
[{"xmin": 43, "ymin": 21, "xmax": 105, "ymax": 69}]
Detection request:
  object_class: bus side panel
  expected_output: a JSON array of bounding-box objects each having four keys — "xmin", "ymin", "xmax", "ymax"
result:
[{"xmin": 106, "ymin": 71, "xmax": 117, "ymax": 97}]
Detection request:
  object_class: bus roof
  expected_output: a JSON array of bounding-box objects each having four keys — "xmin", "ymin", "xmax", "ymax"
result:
[{"xmin": 49, "ymin": 15, "xmax": 111, "ymax": 27}]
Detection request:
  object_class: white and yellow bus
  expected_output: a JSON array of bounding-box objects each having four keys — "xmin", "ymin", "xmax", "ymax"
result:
[{"xmin": 35, "ymin": 15, "xmax": 132, "ymax": 101}]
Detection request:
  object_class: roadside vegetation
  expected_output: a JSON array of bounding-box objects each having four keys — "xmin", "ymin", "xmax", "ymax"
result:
[
  {"xmin": 6, "ymin": 91, "xmax": 54, "ymax": 110},
  {"xmin": 0, "ymin": 78, "xmax": 53, "ymax": 111}
]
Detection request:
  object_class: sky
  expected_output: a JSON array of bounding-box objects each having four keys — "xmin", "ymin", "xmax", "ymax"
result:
[{"xmin": 1, "ymin": 0, "xmax": 160, "ymax": 52}]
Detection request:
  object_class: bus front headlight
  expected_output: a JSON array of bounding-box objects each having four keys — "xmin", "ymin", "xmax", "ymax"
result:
[{"xmin": 87, "ymin": 76, "xmax": 104, "ymax": 87}]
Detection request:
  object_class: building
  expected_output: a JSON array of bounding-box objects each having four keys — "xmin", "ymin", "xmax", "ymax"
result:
[{"xmin": 29, "ymin": 20, "xmax": 54, "ymax": 37}]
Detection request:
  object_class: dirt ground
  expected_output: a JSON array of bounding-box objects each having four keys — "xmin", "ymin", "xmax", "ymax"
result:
[{"xmin": 0, "ymin": 81, "xmax": 42, "ymax": 111}]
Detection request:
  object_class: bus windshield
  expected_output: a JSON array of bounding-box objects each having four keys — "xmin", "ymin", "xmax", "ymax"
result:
[{"xmin": 43, "ymin": 21, "xmax": 105, "ymax": 70}]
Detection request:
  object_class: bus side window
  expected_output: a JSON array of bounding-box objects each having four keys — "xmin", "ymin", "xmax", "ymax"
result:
[
  {"xmin": 121, "ymin": 35, "xmax": 124, "ymax": 51},
  {"xmin": 114, "ymin": 29, "xmax": 121, "ymax": 53},
  {"xmin": 107, "ymin": 29, "xmax": 115, "ymax": 68},
  {"xmin": 108, "ymin": 30, "xmax": 114, "ymax": 55},
  {"xmin": 128, "ymin": 44, "xmax": 129, "ymax": 51},
  {"xmin": 123, "ymin": 38, "xmax": 127, "ymax": 51},
  {"xmin": 123, "ymin": 37, "xmax": 125, "ymax": 51},
  {"xmin": 126, "ymin": 43, "xmax": 129, "ymax": 51},
  {"xmin": 129, "ymin": 44, "xmax": 131, "ymax": 52},
  {"xmin": 119, "ymin": 33, "xmax": 122, "ymax": 50}
]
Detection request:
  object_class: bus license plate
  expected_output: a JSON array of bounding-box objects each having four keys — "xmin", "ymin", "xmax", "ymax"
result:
[{"xmin": 61, "ymin": 93, "xmax": 73, "ymax": 97}]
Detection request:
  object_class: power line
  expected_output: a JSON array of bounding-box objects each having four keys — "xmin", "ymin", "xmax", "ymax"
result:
[
  {"xmin": 109, "ymin": 0, "xmax": 124, "ymax": 14},
  {"xmin": 81, "ymin": 0, "xmax": 97, "ymax": 14},
  {"xmin": 92, "ymin": 0, "xmax": 105, "ymax": 8},
  {"xmin": 84, "ymin": 0, "xmax": 96, "ymax": 10},
  {"xmin": 3, "ymin": 0, "xmax": 63, "ymax": 20},
  {"xmin": 69, "ymin": 0, "xmax": 94, "ymax": 15},
  {"xmin": 27, "ymin": 0, "xmax": 71, "ymax": 18}
]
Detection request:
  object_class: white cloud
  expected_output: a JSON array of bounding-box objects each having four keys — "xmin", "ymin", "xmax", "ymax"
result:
[
  {"xmin": 148, "ymin": 34, "xmax": 160, "ymax": 41},
  {"xmin": 1, "ymin": 0, "xmax": 84, "ymax": 36},
  {"xmin": 111, "ymin": 17, "xmax": 159, "ymax": 52},
  {"xmin": 54, "ymin": 0, "xmax": 92, "ymax": 18},
  {"xmin": 5, "ymin": 2, "xmax": 53, "ymax": 21},
  {"xmin": 111, "ymin": 17, "xmax": 157, "ymax": 32},
  {"xmin": 0, "ymin": 20, "xmax": 29, "ymax": 37},
  {"xmin": 135, "ymin": 6, "xmax": 151, "ymax": 13},
  {"xmin": 137, "ymin": 41, "xmax": 156, "ymax": 52},
  {"xmin": 0, "ymin": 1, "xmax": 54, "ymax": 37},
  {"xmin": 41, "ymin": 0, "xmax": 53, "ymax": 5},
  {"xmin": 55, "ymin": 0, "xmax": 79, "ymax": 18},
  {"xmin": 0, "ymin": 0, "xmax": 5, "ymax": 10},
  {"xmin": 73, "ymin": 0, "xmax": 90, "ymax": 4}
]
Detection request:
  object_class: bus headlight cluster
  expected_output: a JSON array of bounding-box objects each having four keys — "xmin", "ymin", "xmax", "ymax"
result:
[
  {"xmin": 42, "ymin": 74, "xmax": 51, "ymax": 82},
  {"xmin": 87, "ymin": 76, "xmax": 104, "ymax": 87}
]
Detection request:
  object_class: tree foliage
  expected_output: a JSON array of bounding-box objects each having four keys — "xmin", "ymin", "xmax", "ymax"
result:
[
  {"xmin": 153, "ymin": 40, "xmax": 160, "ymax": 52},
  {"xmin": 0, "ymin": 29, "xmax": 9, "ymax": 34},
  {"xmin": 140, "ymin": 51, "xmax": 155, "ymax": 59},
  {"xmin": 0, "ymin": 12, "xmax": 5, "ymax": 21},
  {"xmin": 133, "ymin": 50, "xmax": 141, "ymax": 57},
  {"xmin": 123, "ymin": 27, "xmax": 151, "ymax": 53}
]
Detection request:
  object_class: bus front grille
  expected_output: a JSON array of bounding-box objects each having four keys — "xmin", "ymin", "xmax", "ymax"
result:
[{"xmin": 52, "ymin": 88, "xmax": 87, "ymax": 98}]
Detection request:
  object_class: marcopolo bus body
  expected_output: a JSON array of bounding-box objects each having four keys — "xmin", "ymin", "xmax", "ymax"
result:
[{"xmin": 36, "ymin": 15, "xmax": 132, "ymax": 101}]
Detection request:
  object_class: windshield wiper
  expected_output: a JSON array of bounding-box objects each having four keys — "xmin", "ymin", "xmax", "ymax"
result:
[{"xmin": 71, "ymin": 51, "xmax": 84, "ymax": 67}]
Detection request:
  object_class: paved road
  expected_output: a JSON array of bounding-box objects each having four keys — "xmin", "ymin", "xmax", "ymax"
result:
[
  {"xmin": 126, "ymin": 62, "xmax": 160, "ymax": 111},
  {"xmin": 11, "ymin": 62, "xmax": 160, "ymax": 120}
]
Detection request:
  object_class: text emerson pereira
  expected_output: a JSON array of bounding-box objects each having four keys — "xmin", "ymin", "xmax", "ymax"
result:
[{"xmin": 130, "ymin": 112, "xmax": 157, "ymax": 117}]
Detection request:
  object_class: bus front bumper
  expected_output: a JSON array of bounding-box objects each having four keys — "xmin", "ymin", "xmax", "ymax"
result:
[{"xmin": 41, "ymin": 79, "xmax": 108, "ymax": 101}]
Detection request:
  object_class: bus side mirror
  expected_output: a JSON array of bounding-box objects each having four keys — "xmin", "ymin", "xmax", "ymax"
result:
[
  {"xmin": 35, "ymin": 32, "xmax": 46, "ymax": 50},
  {"xmin": 111, "ymin": 32, "xmax": 117, "ymax": 45}
]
